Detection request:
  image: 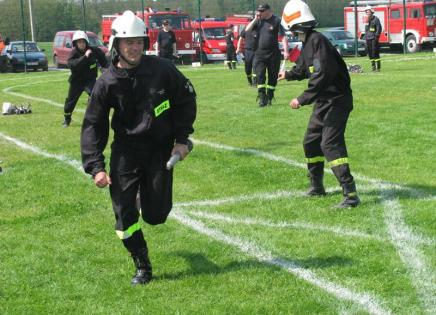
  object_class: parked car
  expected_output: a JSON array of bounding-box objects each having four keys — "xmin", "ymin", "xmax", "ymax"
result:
[
  {"xmin": 321, "ymin": 29, "xmax": 367, "ymax": 57},
  {"xmin": 0, "ymin": 41, "xmax": 48, "ymax": 72},
  {"xmin": 52, "ymin": 30, "xmax": 108, "ymax": 68}
]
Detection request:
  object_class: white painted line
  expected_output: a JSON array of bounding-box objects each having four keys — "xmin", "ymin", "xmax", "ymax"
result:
[
  {"xmin": 383, "ymin": 56, "xmax": 436, "ymax": 62},
  {"xmin": 185, "ymin": 209, "xmax": 386, "ymax": 242},
  {"xmin": 382, "ymin": 191, "xmax": 436, "ymax": 314},
  {"xmin": 0, "ymin": 73, "xmax": 67, "ymax": 83},
  {"xmin": 0, "ymin": 132, "xmax": 84, "ymax": 173},
  {"xmin": 2, "ymin": 79, "xmax": 85, "ymax": 113},
  {"xmin": 1, "ymin": 132, "xmax": 393, "ymax": 313},
  {"xmin": 172, "ymin": 210, "xmax": 393, "ymax": 315},
  {"xmin": 191, "ymin": 138, "xmax": 409, "ymax": 193}
]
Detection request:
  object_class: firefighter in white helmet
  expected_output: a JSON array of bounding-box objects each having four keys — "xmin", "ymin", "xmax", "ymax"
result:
[
  {"xmin": 62, "ymin": 30, "xmax": 108, "ymax": 127},
  {"xmin": 81, "ymin": 11, "xmax": 197, "ymax": 285},
  {"xmin": 278, "ymin": 0, "xmax": 360, "ymax": 208},
  {"xmin": 364, "ymin": 6, "xmax": 382, "ymax": 71}
]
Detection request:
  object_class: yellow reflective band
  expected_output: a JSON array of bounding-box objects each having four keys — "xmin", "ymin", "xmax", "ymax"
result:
[
  {"xmin": 309, "ymin": 66, "xmax": 314, "ymax": 73},
  {"xmin": 306, "ymin": 156, "xmax": 325, "ymax": 163},
  {"xmin": 266, "ymin": 85, "xmax": 276, "ymax": 90},
  {"xmin": 370, "ymin": 28, "xmax": 375, "ymax": 31},
  {"xmin": 374, "ymin": 59, "xmax": 381, "ymax": 61},
  {"xmin": 90, "ymin": 63, "xmax": 97, "ymax": 69},
  {"xmin": 348, "ymin": 192, "xmax": 357, "ymax": 197},
  {"xmin": 154, "ymin": 100, "xmax": 170, "ymax": 117},
  {"xmin": 115, "ymin": 222, "xmax": 141, "ymax": 239},
  {"xmin": 257, "ymin": 84, "xmax": 266, "ymax": 89},
  {"xmin": 329, "ymin": 157, "xmax": 349, "ymax": 167},
  {"xmin": 252, "ymin": 74, "xmax": 257, "ymax": 77}
]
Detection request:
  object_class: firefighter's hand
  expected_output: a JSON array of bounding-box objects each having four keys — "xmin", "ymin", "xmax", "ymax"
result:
[
  {"xmin": 283, "ymin": 51, "xmax": 289, "ymax": 60},
  {"xmin": 278, "ymin": 71, "xmax": 287, "ymax": 81},
  {"xmin": 94, "ymin": 171, "xmax": 112, "ymax": 188},
  {"xmin": 85, "ymin": 49, "xmax": 92, "ymax": 57},
  {"xmin": 290, "ymin": 98, "xmax": 301, "ymax": 109},
  {"xmin": 172, "ymin": 143, "xmax": 190, "ymax": 161}
]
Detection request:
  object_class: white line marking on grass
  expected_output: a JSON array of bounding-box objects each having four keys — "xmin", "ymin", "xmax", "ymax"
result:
[
  {"xmin": 192, "ymin": 138, "xmax": 436, "ymax": 309},
  {"xmin": 383, "ymin": 56, "xmax": 436, "ymax": 62},
  {"xmin": 0, "ymin": 132, "xmax": 84, "ymax": 173},
  {"xmin": 2, "ymin": 80, "xmax": 85, "ymax": 113},
  {"xmin": 382, "ymin": 191, "xmax": 436, "ymax": 314},
  {"xmin": 191, "ymin": 138, "xmax": 408, "ymax": 192},
  {"xmin": 185, "ymin": 209, "xmax": 386, "ymax": 242},
  {"xmin": 172, "ymin": 210, "xmax": 393, "ymax": 315},
  {"xmin": 0, "ymin": 73, "xmax": 67, "ymax": 83},
  {"xmin": 1, "ymin": 133, "xmax": 394, "ymax": 314}
]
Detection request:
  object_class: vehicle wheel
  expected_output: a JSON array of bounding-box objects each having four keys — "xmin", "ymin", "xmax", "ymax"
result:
[
  {"xmin": 405, "ymin": 35, "xmax": 421, "ymax": 53},
  {"xmin": 53, "ymin": 55, "xmax": 60, "ymax": 68},
  {"xmin": 43, "ymin": 66, "xmax": 48, "ymax": 71}
]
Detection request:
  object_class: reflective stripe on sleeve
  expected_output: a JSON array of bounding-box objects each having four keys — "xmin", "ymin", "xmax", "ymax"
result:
[{"xmin": 115, "ymin": 222, "xmax": 141, "ymax": 239}]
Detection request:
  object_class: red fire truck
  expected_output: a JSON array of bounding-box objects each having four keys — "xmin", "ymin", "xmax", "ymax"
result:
[
  {"xmin": 192, "ymin": 20, "xmax": 238, "ymax": 62},
  {"xmin": 344, "ymin": 0, "xmax": 436, "ymax": 53},
  {"xmin": 101, "ymin": 8, "xmax": 196, "ymax": 60}
]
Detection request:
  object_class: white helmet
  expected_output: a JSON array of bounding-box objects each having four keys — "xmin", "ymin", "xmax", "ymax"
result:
[
  {"xmin": 108, "ymin": 10, "xmax": 148, "ymax": 52},
  {"xmin": 281, "ymin": 0, "xmax": 317, "ymax": 33},
  {"xmin": 72, "ymin": 30, "xmax": 89, "ymax": 46},
  {"xmin": 364, "ymin": 6, "xmax": 374, "ymax": 13}
]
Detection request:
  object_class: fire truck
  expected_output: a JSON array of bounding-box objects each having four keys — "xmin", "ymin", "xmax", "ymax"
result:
[
  {"xmin": 192, "ymin": 20, "xmax": 238, "ymax": 62},
  {"xmin": 101, "ymin": 8, "xmax": 196, "ymax": 60},
  {"xmin": 344, "ymin": 0, "xmax": 436, "ymax": 53}
]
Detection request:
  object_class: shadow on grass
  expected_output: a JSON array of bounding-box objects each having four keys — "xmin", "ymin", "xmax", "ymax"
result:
[{"xmin": 154, "ymin": 251, "xmax": 353, "ymax": 281}]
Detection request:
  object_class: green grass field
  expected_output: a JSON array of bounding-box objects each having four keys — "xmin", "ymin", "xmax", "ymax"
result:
[{"xmin": 0, "ymin": 53, "xmax": 435, "ymax": 315}]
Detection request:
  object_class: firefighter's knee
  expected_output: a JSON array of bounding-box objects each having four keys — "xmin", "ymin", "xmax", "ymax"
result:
[{"xmin": 141, "ymin": 209, "xmax": 170, "ymax": 225}]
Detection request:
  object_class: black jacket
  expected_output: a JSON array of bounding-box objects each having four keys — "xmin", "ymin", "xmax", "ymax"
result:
[
  {"xmin": 285, "ymin": 31, "xmax": 352, "ymax": 106},
  {"xmin": 365, "ymin": 15, "xmax": 382, "ymax": 40},
  {"xmin": 67, "ymin": 46, "xmax": 108, "ymax": 84},
  {"xmin": 81, "ymin": 55, "xmax": 197, "ymax": 176}
]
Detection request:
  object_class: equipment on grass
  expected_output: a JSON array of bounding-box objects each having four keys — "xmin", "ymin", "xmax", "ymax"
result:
[
  {"xmin": 347, "ymin": 64, "xmax": 363, "ymax": 73},
  {"xmin": 166, "ymin": 139, "xmax": 193, "ymax": 170},
  {"xmin": 2, "ymin": 102, "xmax": 32, "ymax": 115}
]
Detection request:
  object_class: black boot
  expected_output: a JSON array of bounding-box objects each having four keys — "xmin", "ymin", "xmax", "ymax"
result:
[
  {"xmin": 266, "ymin": 89, "xmax": 275, "ymax": 105},
  {"xmin": 231, "ymin": 61, "xmax": 237, "ymax": 69},
  {"xmin": 371, "ymin": 60, "xmax": 376, "ymax": 72},
  {"xmin": 337, "ymin": 181, "xmax": 360, "ymax": 208},
  {"xmin": 62, "ymin": 115, "xmax": 71, "ymax": 128},
  {"xmin": 257, "ymin": 90, "xmax": 268, "ymax": 107},
  {"xmin": 306, "ymin": 175, "xmax": 326, "ymax": 196},
  {"xmin": 131, "ymin": 247, "xmax": 153, "ymax": 285},
  {"xmin": 247, "ymin": 75, "xmax": 253, "ymax": 86},
  {"xmin": 376, "ymin": 60, "xmax": 381, "ymax": 72}
]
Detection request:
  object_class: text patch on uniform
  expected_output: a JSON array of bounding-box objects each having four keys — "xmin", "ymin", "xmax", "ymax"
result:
[{"xmin": 154, "ymin": 100, "xmax": 170, "ymax": 117}]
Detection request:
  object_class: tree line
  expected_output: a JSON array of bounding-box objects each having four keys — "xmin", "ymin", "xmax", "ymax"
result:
[{"xmin": 0, "ymin": 0, "xmax": 349, "ymax": 42}]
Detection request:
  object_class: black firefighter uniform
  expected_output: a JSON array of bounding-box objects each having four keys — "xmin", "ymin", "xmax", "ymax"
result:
[{"xmin": 284, "ymin": 30, "xmax": 357, "ymax": 196}]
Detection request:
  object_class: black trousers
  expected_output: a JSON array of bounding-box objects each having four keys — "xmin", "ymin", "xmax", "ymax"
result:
[
  {"xmin": 244, "ymin": 49, "xmax": 255, "ymax": 80},
  {"xmin": 303, "ymin": 95, "xmax": 354, "ymax": 185},
  {"xmin": 109, "ymin": 141, "xmax": 173, "ymax": 243},
  {"xmin": 366, "ymin": 39, "xmax": 380, "ymax": 60},
  {"xmin": 159, "ymin": 50, "xmax": 174, "ymax": 62},
  {"xmin": 254, "ymin": 50, "xmax": 281, "ymax": 92},
  {"xmin": 226, "ymin": 45, "xmax": 237, "ymax": 62},
  {"xmin": 64, "ymin": 79, "xmax": 95, "ymax": 117}
]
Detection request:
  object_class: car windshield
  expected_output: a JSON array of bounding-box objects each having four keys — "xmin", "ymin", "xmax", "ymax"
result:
[
  {"xmin": 88, "ymin": 36, "xmax": 103, "ymax": 47},
  {"xmin": 203, "ymin": 27, "xmax": 226, "ymax": 39},
  {"xmin": 424, "ymin": 4, "xmax": 436, "ymax": 17},
  {"xmin": 329, "ymin": 31, "xmax": 354, "ymax": 40},
  {"xmin": 11, "ymin": 43, "xmax": 39, "ymax": 52}
]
